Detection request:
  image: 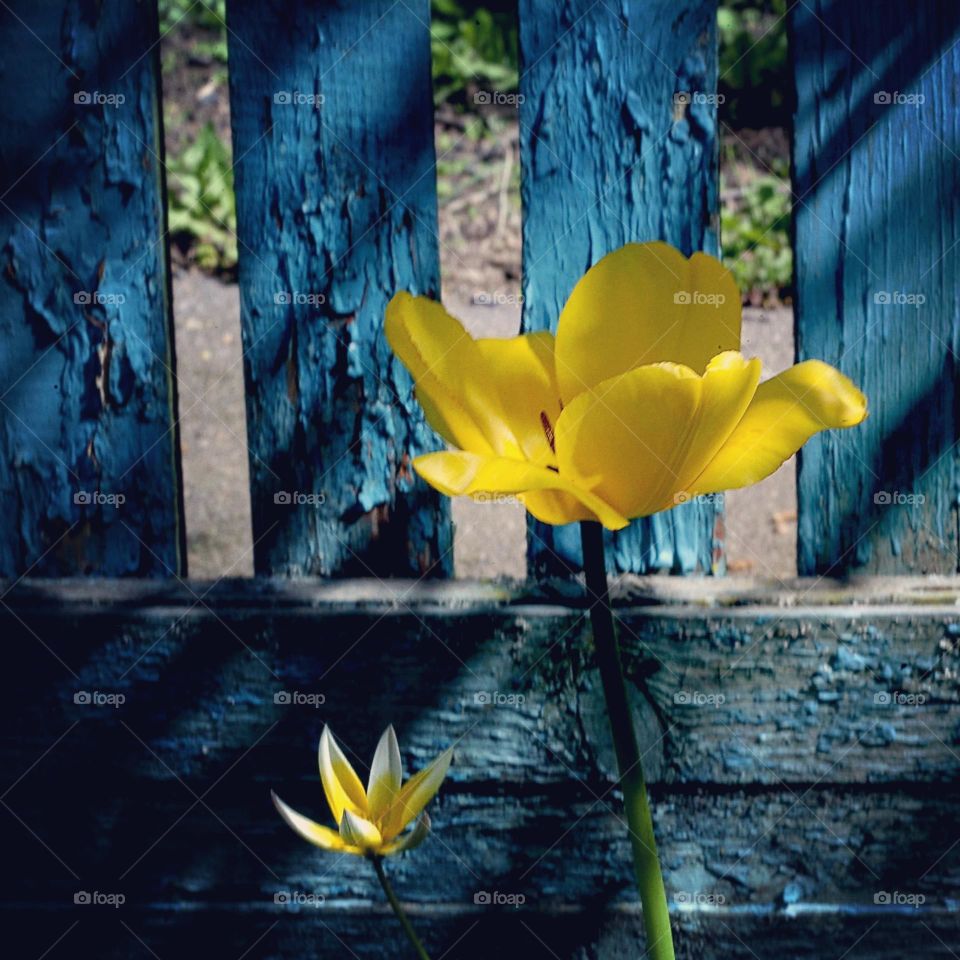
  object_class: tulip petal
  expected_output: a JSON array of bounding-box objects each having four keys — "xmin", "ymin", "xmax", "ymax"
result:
[
  {"xmin": 381, "ymin": 746, "xmax": 453, "ymax": 840},
  {"xmin": 413, "ymin": 450, "xmax": 629, "ymax": 531},
  {"xmin": 380, "ymin": 813, "xmax": 431, "ymax": 856},
  {"xmin": 519, "ymin": 489, "xmax": 601, "ymax": 526},
  {"xmin": 385, "ymin": 292, "xmax": 518, "ymax": 456},
  {"xmin": 475, "ymin": 331, "xmax": 562, "ymax": 467},
  {"xmin": 555, "ymin": 362, "xmax": 705, "ymax": 519},
  {"xmin": 272, "ymin": 791, "xmax": 350, "ymax": 852},
  {"xmin": 689, "ymin": 360, "xmax": 867, "ymax": 493},
  {"xmin": 367, "ymin": 725, "xmax": 403, "ymax": 822},
  {"xmin": 554, "ymin": 354, "xmax": 764, "ymax": 519},
  {"xmin": 672, "ymin": 352, "xmax": 762, "ymax": 493},
  {"xmin": 318, "ymin": 727, "xmax": 367, "ymax": 823},
  {"xmin": 339, "ymin": 809, "xmax": 383, "ymax": 851},
  {"xmin": 554, "ymin": 242, "xmax": 741, "ymax": 405}
]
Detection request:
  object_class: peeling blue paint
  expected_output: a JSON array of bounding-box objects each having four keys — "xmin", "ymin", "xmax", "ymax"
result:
[
  {"xmin": 518, "ymin": 0, "xmax": 722, "ymax": 575},
  {"xmin": 0, "ymin": 0, "xmax": 184, "ymax": 575},
  {"xmin": 793, "ymin": 1, "xmax": 960, "ymax": 574},
  {"xmin": 227, "ymin": 0, "xmax": 450, "ymax": 576}
]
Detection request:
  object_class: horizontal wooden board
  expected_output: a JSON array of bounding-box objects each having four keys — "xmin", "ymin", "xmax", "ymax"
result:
[
  {"xmin": 1, "ymin": 905, "xmax": 958, "ymax": 960},
  {"xmin": 3, "ymin": 580, "xmax": 959, "ymax": 785},
  {"xmin": 4, "ymin": 782, "xmax": 957, "ymax": 905},
  {"xmin": 2, "ymin": 578, "xmax": 958, "ymax": 958}
]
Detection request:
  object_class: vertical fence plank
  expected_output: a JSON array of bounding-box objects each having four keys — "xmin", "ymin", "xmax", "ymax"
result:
[
  {"xmin": 228, "ymin": 0, "xmax": 450, "ymax": 577},
  {"xmin": 792, "ymin": 1, "xmax": 960, "ymax": 575},
  {"xmin": 518, "ymin": 0, "xmax": 721, "ymax": 576},
  {"xmin": 0, "ymin": 1, "xmax": 184, "ymax": 576}
]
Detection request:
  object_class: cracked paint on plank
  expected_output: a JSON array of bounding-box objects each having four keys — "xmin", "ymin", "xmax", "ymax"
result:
[
  {"xmin": 518, "ymin": 0, "xmax": 722, "ymax": 576},
  {"xmin": 792, "ymin": 1, "xmax": 960, "ymax": 574},
  {"xmin": 227, "ymin": 0, "xmax": 451, "ymax": 577},
  {"xmin": 0, "ymin": 0, "xmax": 184, "ymax": 576}
]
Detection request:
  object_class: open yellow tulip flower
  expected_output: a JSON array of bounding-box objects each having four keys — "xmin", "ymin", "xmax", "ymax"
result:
[
  {"xmin": 385, "ymin": 241, "xmax": 867, "ymax": 529},
  {"xmin": 272, "ymin": 725, "xmax": 453, "ymax": 858}
]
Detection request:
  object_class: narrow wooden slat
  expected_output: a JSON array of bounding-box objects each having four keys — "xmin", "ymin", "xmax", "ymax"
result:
[
  {"xmin": 792, "ymin": 1, "xmax": 960, "ymax": 574},
  {"xmin": 227, "ymin": 0, "xmax": 450, "ymax": 577},
  {"xmin": 518, "ymin": 0, "xmax": 722, "ymax": 576},
  {"xmin": 0, "ymin": 1, "xmax": 184, "ymax": 575}
]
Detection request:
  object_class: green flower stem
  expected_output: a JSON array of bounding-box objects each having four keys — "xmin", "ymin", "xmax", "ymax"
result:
[
  {"xmin": 580, "ymin": 521, "xmax": 675, "ymax": 960},
  {"xmin": 371, "ymin": 856, "xmax": 432, "ymax": 960}
]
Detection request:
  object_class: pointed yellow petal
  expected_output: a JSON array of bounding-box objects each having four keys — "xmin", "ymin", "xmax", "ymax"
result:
[
  {"xmin": 690, "ymin": 359, "xmax": 867, "ymax": 493},
  {"xmin": 671, "ymin": 352, "xmax": 762, "ymax": 495},
  {"xmin": 475, "ymin": 331, "xmax": 562, "ymax": 467},
  {"xmin": 366, "ymin": 725, "xmax": 403, "ymax": 823},
  {"xmin": 413, "ymin": 450, "xmax": 629, "ymax": 531},
  {"xmin": 381, "ymin": 746, "xmax": 453, "ymax": 840},
  {"xmin": 385, "ymin": 292, "xmax": 518, "ymax": 456},
  {"xmin": 272, "ymin": 791, "xmax": 349, "ymax": 852},
  {"xmin": 554, "ymin": 242, "xmax": 741, "ymax": 405},
  {"xmin": 318, "ymin": 727, "xmax": 367, "ymax": 823},
  {"xmin": 380, "ymin": 813, "xmax": 431, "ymax": 856},
  {"xmin": 339, "ymin": 809, "xmax": 383, "ymax": 851}
]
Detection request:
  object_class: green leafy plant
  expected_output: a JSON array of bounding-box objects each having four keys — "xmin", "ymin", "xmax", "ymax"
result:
[
  {"xmin": 159, "ymin": 0, "xmax": 228, "ymax": 63},
  {"xmin": 721, "ymin": 174, "xmax": 792, "ymax": 302},
  {"xmin": 430, "ymin": 0, "xmax": 519, "ymax": 103},
  {"xmin": 166, "ymin": 124, "xmax": 237, "ymax": 272},
  {"xmin": 158, "ymin": 0, "xmax": 226, "ymax": 33},
  {"xmin": 717, "ymin": 0, "xmax": 789, "ymax": 128}
]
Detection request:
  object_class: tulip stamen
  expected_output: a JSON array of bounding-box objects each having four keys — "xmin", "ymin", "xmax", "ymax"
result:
[{"xmin": 540, "ymin": 410, "xmax": 556, "ymax": 453}]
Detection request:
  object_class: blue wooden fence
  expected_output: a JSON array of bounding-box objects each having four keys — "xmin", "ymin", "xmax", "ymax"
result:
[
  {"xmin": 0, "ymin": 2, "xmax": 955, "ymax": 582},
  {"xmin": 519, "ymin": 0, "xmax": 722, "ymax": 576},
  {"xmin": 2, "ymin": 5, "xmax": 960, "ymax": 960},
  {"xmin": 792, "ymin": 0, "xmax": 960, "ymax": 575},
  {"xmin": 227, "ymin": 0, "xmax": 450, "ymax": 577},
  {"xmin": 0, "ymin": 0, "xmax": 184, "ymax": 576}
]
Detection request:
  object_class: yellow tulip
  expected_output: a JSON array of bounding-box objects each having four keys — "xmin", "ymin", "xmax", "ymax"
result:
[
  {"xmin": 272, "ymin": 725, "xmax": 452, "ymax": 857},
  {"xmin": 385, "ymin": 242, "xmax": 867, "ymax": 529}
]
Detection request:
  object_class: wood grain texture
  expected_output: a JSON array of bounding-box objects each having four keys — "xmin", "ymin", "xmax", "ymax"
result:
[
  {"xmin": 0, "ymin": 0, "xmax": 184, "ymax": 576},
  {"xmin": 2, "ymin": 578, "xmax": 958, "ymax": 957},
  {"xmin": 2, "ymin": 909, "xmax": 957, "ymax": 960},
  {"xmin": 792, "ymin": 0, "xmax": 960, "ymax": 575},
  {"xmin": 227, "ymin": 0, "xmax": 450, "ymax": 577},
  {"xmin": 518, "ymin": 0, "xmax": 723, "ymax": 577}
]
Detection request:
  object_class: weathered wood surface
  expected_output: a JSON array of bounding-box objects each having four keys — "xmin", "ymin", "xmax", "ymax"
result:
[
  {"xmin": 792, "ymin": 0, "xmax": 960, "ymax": 575},
  {"xmin": 3, "ymin": 906, "xmax": 959, "ymax": 960},
  {"xmin": 2, "ymin": 579, "xmax": 959, "ymax": 957},
  {"xmin": 0, "ymin": 0, "xmax": 184, "ymax": 576},
  {"xmin": 518, "ymin": 0, "xmax": 723, "ymax": 577},
  {"xmin": 7, "ymin": 910, "xmax": 960, "ymax": 960},
  {"xmin": 227, "ymin": 0, "xmax": 450, "ymax": 577}
]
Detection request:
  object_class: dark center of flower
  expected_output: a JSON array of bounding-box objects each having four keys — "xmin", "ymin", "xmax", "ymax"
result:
[{"xmin": 540, "ymin": 410, "xmax": 556, "ymax": 454}]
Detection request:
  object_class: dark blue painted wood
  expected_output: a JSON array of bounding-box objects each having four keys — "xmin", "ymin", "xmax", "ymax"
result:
[
  {"xmin": 227, "ymin": 0, "xmax": 451, "ymax": 577},
  {"xmin": 518, "ymin": 0, "xmax": 722, "ymax": 576},
  {"xmin": 1, "ymin": 580, "xmax": 959, "ymax": 958},
  {"xmin": 792, "ymin": 1, "xmax": 960, "ymax": 574},
  {"xmin": 0, "ymin": 0, "xmax": 185, "ymax": 576}
]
